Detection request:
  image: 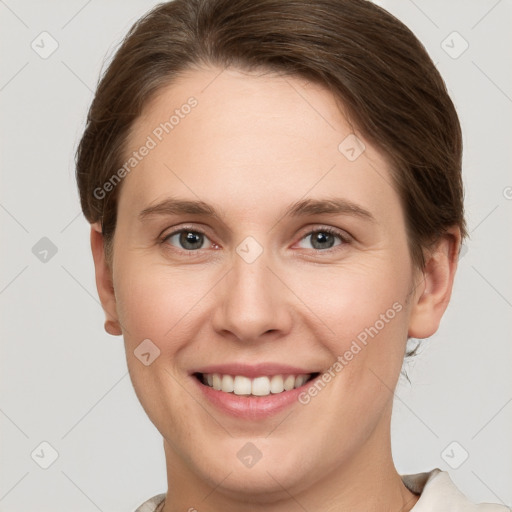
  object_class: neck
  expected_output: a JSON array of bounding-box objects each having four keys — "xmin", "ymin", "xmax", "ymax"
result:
[{"xmin": 161, "ymin": 410, "xmax": 419, "ymax": 512}]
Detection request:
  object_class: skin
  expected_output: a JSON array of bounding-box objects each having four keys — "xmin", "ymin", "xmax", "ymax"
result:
[{"xmin": 90, "ymin": 66, "xmax": 460, "ymax": 512}]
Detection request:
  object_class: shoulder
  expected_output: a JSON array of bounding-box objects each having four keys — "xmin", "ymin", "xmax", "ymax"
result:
[
  {"xmin": 133, "ymin": 493, "xmax": 166, "ymax": 512},
  {"xmin": 401, "ymin": 468, "xmax": 510, "ymax": 512}
]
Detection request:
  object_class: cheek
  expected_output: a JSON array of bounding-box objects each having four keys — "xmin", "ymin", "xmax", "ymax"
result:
[
  {"xmin": 289, "ymin": 257, "xmax": 411, "ymax": 344},
  {"xmin": 285, "ymin": 255, "xmax": 412, "ymax": 407},
  {"xmin": 113, "ymin": 263, "xmax": 208, "ymax": 436},
  {"xmin": 114, "ymin": 260, "xmax": 213, "ymax": 346}
]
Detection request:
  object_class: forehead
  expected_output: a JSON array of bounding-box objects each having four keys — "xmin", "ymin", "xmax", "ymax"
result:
[{"xmin": 119, "ymin": 66, "xmax": 399, "ymax": 222}]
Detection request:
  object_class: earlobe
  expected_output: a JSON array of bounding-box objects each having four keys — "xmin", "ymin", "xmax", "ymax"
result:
[
  {"xmin": 90, "ymin": 222, "xmax": 122, "ymax": 336},
  {"xmin": 407, "ymin": 228, "xmax": 461, "ymax": 339}
]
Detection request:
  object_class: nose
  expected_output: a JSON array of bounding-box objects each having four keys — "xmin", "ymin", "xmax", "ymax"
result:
[{"xmin": 211, "ymin": 247, "xmax": 293, "ymax": 343}]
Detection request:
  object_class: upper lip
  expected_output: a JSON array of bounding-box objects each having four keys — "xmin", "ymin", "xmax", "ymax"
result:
[{"xmin": 191, "ymin": 363, "xmax": 319, "ymax": 378}]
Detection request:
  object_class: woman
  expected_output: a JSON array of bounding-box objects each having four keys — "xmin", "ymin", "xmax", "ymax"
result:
[{"xmin": 75, "ymin": 0, "xmax": 508, "ymax": 510}]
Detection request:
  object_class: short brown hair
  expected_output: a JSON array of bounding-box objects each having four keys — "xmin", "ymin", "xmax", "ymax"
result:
[{"xmin": 76, "ymin": 0, "xmax": 466, "ymax": 270}]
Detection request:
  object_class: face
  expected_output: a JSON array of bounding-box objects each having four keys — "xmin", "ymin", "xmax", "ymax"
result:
[{"xmin": 93, "ymin": 66, "xmax": 452, "ymax": 500}]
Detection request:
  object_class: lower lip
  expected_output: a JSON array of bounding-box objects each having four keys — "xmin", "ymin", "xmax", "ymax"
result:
[{"xmin": 192, "ymin": 376, "xmax": 315, "ymax": 420}]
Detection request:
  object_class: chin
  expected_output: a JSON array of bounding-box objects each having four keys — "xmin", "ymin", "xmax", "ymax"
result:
[
  {"xmin": 191, "ymin": 438, "xmax": 318, "ymax": 500},
  {"xmin": 205, "ymin": 464, "xmax": 305, "ymax": 503}
]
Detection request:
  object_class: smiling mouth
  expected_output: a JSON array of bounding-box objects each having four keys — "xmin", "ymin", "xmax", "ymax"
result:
[{"xmin": 194, "ymin": 372, "xmax": 320, "ymax": 396}]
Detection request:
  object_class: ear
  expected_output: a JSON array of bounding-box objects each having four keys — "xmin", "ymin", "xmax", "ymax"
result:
[
  {"xmin": 408, "ymin": 227, "xmax": 461, "ymax": 339},
  {"xmin": 90, "ymin": 222, "xmax": 122, "ymax": 336}
]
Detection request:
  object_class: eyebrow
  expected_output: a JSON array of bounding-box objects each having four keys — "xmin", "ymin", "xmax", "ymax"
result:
[{"xmin": 138, "ymin": 197, "xmax": 375, "ymax": 223}]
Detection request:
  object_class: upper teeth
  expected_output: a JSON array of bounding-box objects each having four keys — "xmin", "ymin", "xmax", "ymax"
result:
[{"xmin": 203, "ymin": 373, "xmax": 311, "ymax": 396}]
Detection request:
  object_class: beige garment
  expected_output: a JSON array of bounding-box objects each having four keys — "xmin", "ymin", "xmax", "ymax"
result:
[
  {"xmin": 403, "ymin": 468, "xmax": 509, "ymax": 511},
  {"xmin": 134, "ymin": 468, "xmax": 510, "ymax": 512}
]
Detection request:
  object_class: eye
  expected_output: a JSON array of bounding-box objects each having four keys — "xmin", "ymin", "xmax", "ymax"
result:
[
  {"xmin": 296, "ymin": 227, "xmax": 349, "ymax": 251},
  {"xmin": 161, "ymin": 227, "xmax": 214, "ymax": 251},
  {"xmin": 160, "ymin": 225, "xmax": 350, "ymax": 254}
]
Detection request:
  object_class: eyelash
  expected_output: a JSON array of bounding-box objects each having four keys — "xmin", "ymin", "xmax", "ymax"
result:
[{"xmin": 159, "ymin": 225, "xmax": 351, "ymax": 255}]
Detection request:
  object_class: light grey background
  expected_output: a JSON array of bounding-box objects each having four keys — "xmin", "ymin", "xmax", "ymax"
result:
[{"xmin": 0, "ymin": 1, "xmax": 511, "ymax": 510}]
